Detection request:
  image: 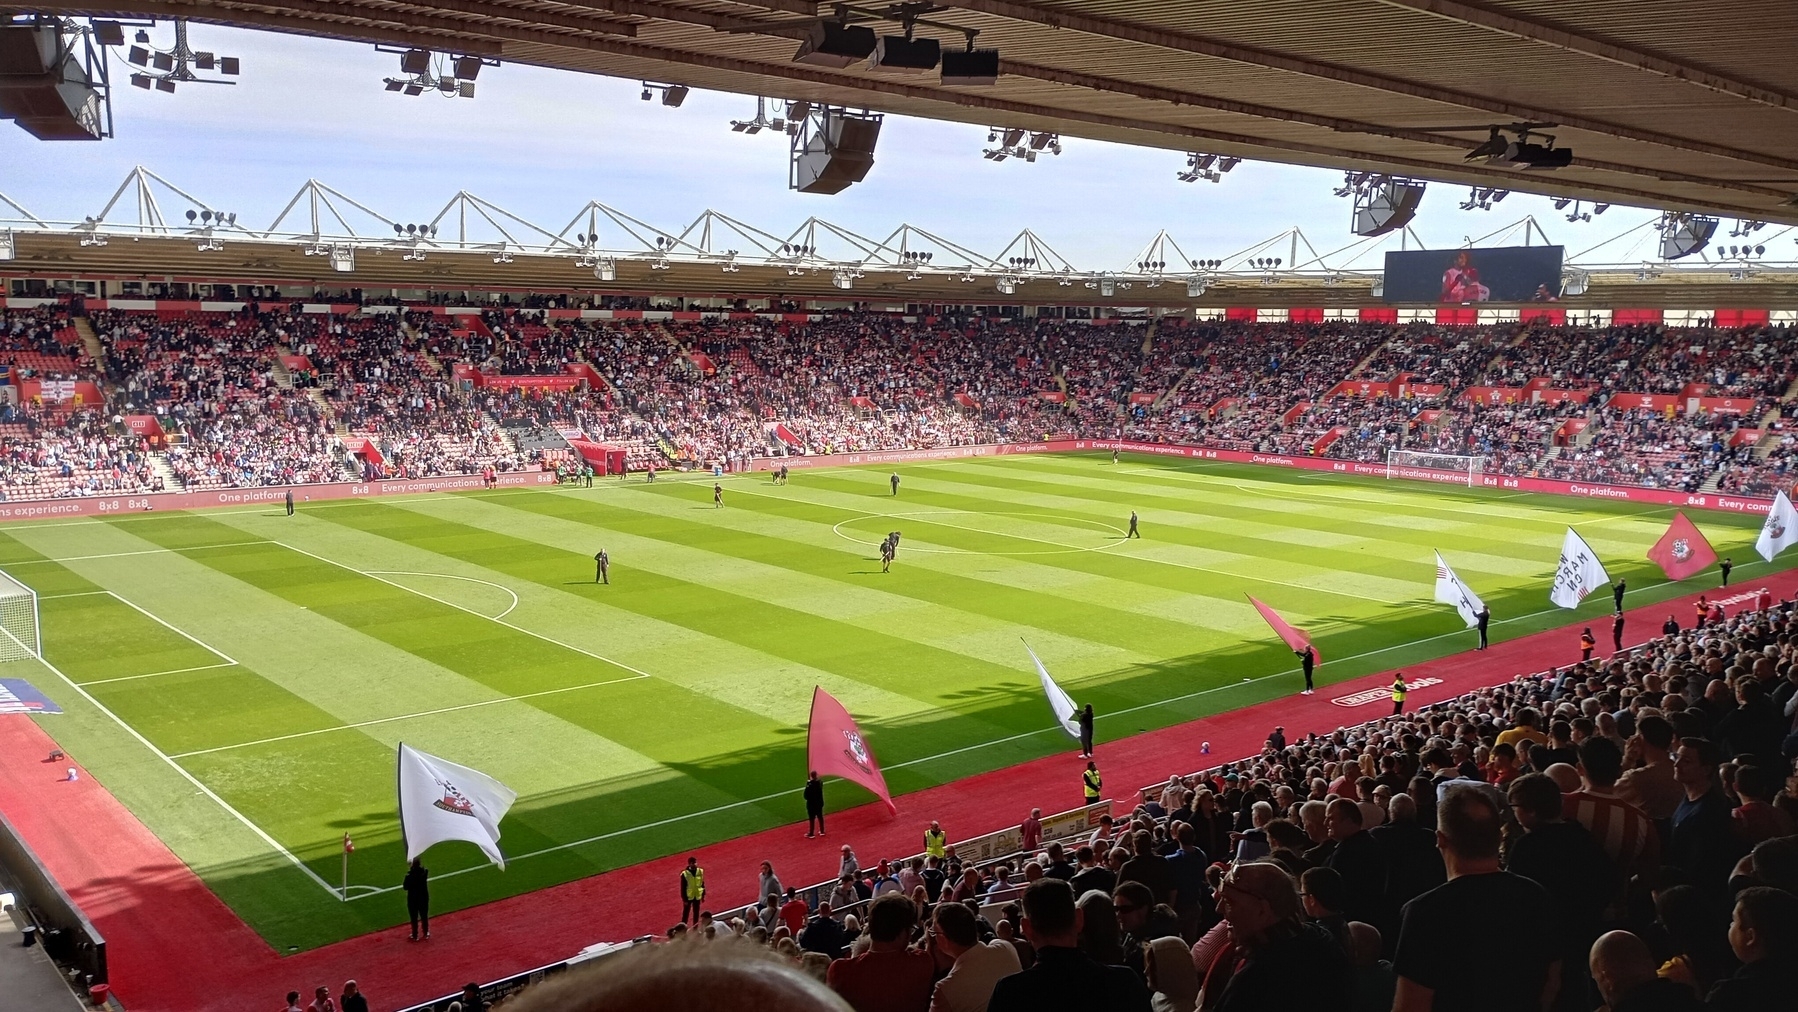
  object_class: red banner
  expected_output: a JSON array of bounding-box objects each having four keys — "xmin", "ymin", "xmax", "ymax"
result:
[
  {"xmin": 807, "ymin": 686, "xmax": 894, "ymax": 812},
  {"xmin": 1690, "ymin": 397, "xmax": 1758, "ymax": 415},
  {"xmin": 1648, "ymin": 511, "xmax": 1719, "ymax": 581},
  {"xmin": 480, "ymin": 375, "xmax": 584, "ymax": 391},
  {"xmin": 1607, "ymin": 393, "xmax": 1682, "ymax": 413},
  {"xmin": 1460, "ymin": 386, "xmax": 1525, "ymax": 405},
  {"xmin": 1248, "ymin": 595, "xmax": 1320, "ymax": 664}
]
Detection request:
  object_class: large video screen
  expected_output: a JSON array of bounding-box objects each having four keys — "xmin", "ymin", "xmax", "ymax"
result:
[{"xmin": 1382, "ymin": 245, "xmax": 1565, "ymax": 304}]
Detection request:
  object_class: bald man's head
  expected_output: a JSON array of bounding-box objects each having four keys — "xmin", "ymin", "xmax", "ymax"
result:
[
  {"xmin": 1589, "ymin": 930, "xmax": 1657, "ymax": 1007},
  {"xmin": 503, "ymin": 938, "xmax": 851, "ymax": 1012}
]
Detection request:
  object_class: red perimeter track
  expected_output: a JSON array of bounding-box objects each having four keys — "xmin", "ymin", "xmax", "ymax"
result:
[{"xmin": 3, "ymin": 573, "xmax": 1793, "ymax": 1011}]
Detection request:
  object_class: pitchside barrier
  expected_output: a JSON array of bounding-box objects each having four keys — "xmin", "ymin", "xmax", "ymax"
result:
[
  {"xmin": 0, "ymin": 437, "xmax": 1775, "ymax": 525},
  {"xmin": 0, "ymin": 810, "xmax": 106, "ymax": 987},
  {"xmin": 393, "ymin": 938, "xmax": 654, "ymax": 1012}
]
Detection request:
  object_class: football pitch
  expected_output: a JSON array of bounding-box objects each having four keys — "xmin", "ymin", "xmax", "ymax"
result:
[{"xmin": 2, "ymin": 452, "xmax": 1769, "ymax": 951}]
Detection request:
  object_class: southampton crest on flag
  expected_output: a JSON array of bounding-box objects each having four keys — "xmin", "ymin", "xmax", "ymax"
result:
[
  {"xmin": 433, "ymin": 778, "xmax": 477, "ymax": 817},
  {"xmin": 1671, "ymin": 538, "xmax": 1691, "ymax": 562},
  {"xmin": 842, "ymin": 730, "xmax": 873, "ymax": 773}
]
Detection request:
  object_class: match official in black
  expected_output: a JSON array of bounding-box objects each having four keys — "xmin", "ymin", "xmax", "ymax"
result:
[
  {"xmin": 594, "ymin": 549, "xmax": 609, "ymax": 585},
  {"xmin": 285, "ymin": 488, "xmax": 294, "ymax": 516},
  {"xmin": 804, "ymin": 770, "xmax": 825, "ymax": 838}
]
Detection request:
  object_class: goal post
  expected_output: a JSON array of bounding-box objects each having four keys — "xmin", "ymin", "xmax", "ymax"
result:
[
  {"xmin": 0, "ymin": 568, "xmax": 40, "ymax": 662},
  {"xmin": 1385, "ymin": 449, "xmax": 1486, "ymax": 488}
]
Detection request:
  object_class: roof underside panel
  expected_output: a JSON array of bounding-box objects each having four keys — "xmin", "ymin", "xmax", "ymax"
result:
[{"xmin": 8, "ymin": 0, "xmax": 1797, "ymax": 222}]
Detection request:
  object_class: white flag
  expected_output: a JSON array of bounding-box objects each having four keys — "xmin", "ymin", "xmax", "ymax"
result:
[
  {"xmin": 398, "ymin": 743, "xmax": 518, "ymax": 869},
  {"xmin": 1549, "ymin": 527, "xmax": 1612, "ymax": 610},
  {"xmin": 1022, "ymin": 639, "xmax": 1081, "ymax": 740},
  {"xmin": 1433, "ymin": 551, "xmax": 1487, "ymax": 627},
  {"xmin": 1755, "ymin": 490, "xmax": 1798, "ymax": 563}
]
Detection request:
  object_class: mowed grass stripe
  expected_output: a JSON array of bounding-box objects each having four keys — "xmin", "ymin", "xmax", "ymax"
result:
[
  {"xmin": 308, "ymin": 497, "xmax": 1080, "ymax": 748},
  {"xmin": 198, "ymin": 505, "xmax": 942, "ymax": 727},
  {"xmin": 732, "ymin": 468, "xmax": 1427, "ymax": 610}
]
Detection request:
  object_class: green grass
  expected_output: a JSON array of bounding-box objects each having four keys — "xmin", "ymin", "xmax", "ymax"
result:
[{"xmin": 3, "ymin": 451, "xmax": 1773, "ymax": 950}]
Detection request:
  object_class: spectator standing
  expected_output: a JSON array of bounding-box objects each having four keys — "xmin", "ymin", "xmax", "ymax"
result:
[
  {"xmin": 1504, "ymin": 773, "xmax": 1616, "ymax": 1011},
  {"xmin": 1069, "ymin": 845, "xmax": 1116, "ymax": 900},
  {"xmin": 1322, "ymin": 799, "xmax": 1388, "ymax": 931},
  {"xmin": 1670, "ymin": 737, "xmax": 1748, "ymax": 893},
  {"xmin": 282, "ymin": 991, "xmax": 304, "ymax": 1012},
  {"xmin": 779, "ymin": 888, "xmax": 810, "ymax": 935},
  {"xmin": 338, "ymin": 981, "xmax": 368, "ymax": 1012},
  {"xmin": 1391, "ymin": 786, "xmax": 1561, "ymax": 1012},
  {"xmin": 827, "ymin": 894, "xmax": 934, "ymax": 1012},
  {"xmin": 838, "ymin": 845, "xmax": 860, "ymax": 881},
  {"xmin": 1020, "ymin": 808, "xmax": 1043, "ymax": 854},
  {"xmin": 1704, "ymin": 887, "xmax": 1798, "ymax": 1009},
  {"xmin": 1563, "ymin": 737, "xmax": 1658, "ymax": 880},
  {"xmin": 1588, "ymin": 930, "xmax": 1703, "ymax": 1012},
  {"xmin": 758, "ymin": 861, "xmax": 783, "ymax": 904},
  {"xmin": 306, "ymin": 986, "xmax": 337, "ymax": 1012},
  {"xmin": 1118, "ymin": 830, "xmax": 1177, "ymax": 907},
  {"xmin": 1206, "ymin": 862, "xmax": 1352, "ymax": 1012},
  {"xmin": 928, "ymin": 901, "xmax": 1021, "ymax": 1012},
  {"xmin": 799, "ymin": 902, "xmax": 850, "ymax": 959},
  {"xmin": 1368, "ymin": 794, "xmax": 1444, "ymax": 919},
  {"xmin": 985, "ymin": 878, "xmax": 1151, "ymax": 1012},
  {"xmin": 1618, "ymin": 715, "xmax": 1683, "ymax": 823}
]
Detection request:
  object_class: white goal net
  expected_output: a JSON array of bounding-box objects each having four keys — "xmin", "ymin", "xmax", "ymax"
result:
[
  {"xmin": 1386, "ymin": 449, "xmax": 1486, "ymax": 488},
  {"xmin": 0, "ymin": 569, "xmax": 40, "ymax": 662}
]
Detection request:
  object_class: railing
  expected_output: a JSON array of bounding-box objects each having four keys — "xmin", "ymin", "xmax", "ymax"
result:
[
  {"xmin": 392, "ymin": 938, "xmax": 654, "ymax": 1012},
  {"xmin": 726, "ymin": 800, "xmax": 1113, "ymax": 926}
]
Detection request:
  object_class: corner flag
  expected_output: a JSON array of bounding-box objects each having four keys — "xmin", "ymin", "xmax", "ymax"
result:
[
  {"xmin": 1755, "ymin": 490, "xmax": 1798, "ymax": 563},
  {"xmin": 1247, "ymin": 595, "xmax": 1320, "ymax": 664},
  {"xmin": 1433, "ymin": 551, "xmax": 1486, "ymax": 627},
  {"xmin": 1022, "ymin": 639, "xmax": 1081, "ymax": 740},
  {"xmin": 807, "ymin": 686, "xmax": 895, "ymax": 812},
  {"xmin": 1549, "ymin": 527, "xmax": 1611, "ymax": 609},
  {"xmin": 1647, "ymin": 510, "xmax": 1718, "ymax": 580},
  {"xmin": 397, "ymin": 743, "xmax": 518, "ymax": 869}
]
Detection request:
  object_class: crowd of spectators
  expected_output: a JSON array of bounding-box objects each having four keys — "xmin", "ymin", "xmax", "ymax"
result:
[
  {"xmin": 4, "ymin": 306, "xmax": 1798, "ymax": 500},
  {"xmin": 566, "ymin": 593, "xmax": 1798, "ymax": 1012}
]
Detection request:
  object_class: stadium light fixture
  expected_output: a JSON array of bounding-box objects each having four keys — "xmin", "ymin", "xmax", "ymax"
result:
[
  {"xmin": 595, "ymin": 257, "xmax": 617, "ymax": 281},
  {"xmin": 330, "ymin": 247, "xmax": 355, "ymax": 273}
]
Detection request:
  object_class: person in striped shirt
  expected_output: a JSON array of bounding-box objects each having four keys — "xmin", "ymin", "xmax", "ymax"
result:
[{"xmin": 1563, "ymin": 737, "xmax": 1659, "ymax": 885}]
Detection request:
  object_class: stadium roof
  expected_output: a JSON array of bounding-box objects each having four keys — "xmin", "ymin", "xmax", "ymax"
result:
[{"xmin": 9, "ymin": 1, "xmax": 1798, "ymax": 224}]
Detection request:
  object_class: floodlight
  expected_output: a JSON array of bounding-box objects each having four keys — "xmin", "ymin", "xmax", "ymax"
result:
[
  {"xmin": 131, "ymin": 73, "xmax": 152, "ymax": 89},
  {"xmin": 385, "ymin": 79, "xmax": 404, "ymax": 92},
  {"xmin": 400, "ymin": 49, "xmax": 431, "ymax": 75},
  {"xmin": 1464, "ymin": 128, "xmax": 1508, "ymax": 161},
  {"xmin": 152, "ymin": 51, "xmax": 173, "ymax": 72},
  {"xmin": 404, "ymin": 83, "xmax": 423, "ymax": 96},
  {"xmin": 868, "ymin": 35, "xmax": 940, "ymax": 73},
  {"xmin": 596, "ymin": 258, "xmax": 617, "ymax": 281},
  {"xmin": 663, "ymin": 85, "xmax": 688, "ymax": 107},
  {"xmin": 94, "ymin": 22, "xmax": 125, "ymax": 46},
  {"xmin": 155, "ymin": 78, "xmax": 176, "ymax": 93},
  {"xmin": 458, "ymin": 81, "xmax": 476, "ymax": 99},
  {"xmin": 454, "ymin": 56, "xmax": 483, "ymax": 80},
  {"xmin": 127, "ymin": 46, "xmax": 148, "ymax": 66},
  {"xmin": 1001, "ymin": 128, "xmax": 1024, "ymax": 147},
  {"xmin": 195, "ymin": 52, "xmax": 214, "ymax": 70},
  {"xmin": 1099, "ymin": 279, "xmax": 1116, "ymax": 297},
  {"xmin": 642, "ymin": 88, "xmax": 652, "ymax": 101},
  {"xmin": 220, "ymin": 57, "xmax": 239, "ymax": 75},
  {"xmin": 940, "ymin": 48, "xmax": 999, "ymax": 86}
]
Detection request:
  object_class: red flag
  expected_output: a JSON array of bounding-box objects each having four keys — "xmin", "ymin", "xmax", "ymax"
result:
[
  {"xmin": 1647, "ymin": 510, "xmax": 1718, "ymax": 581},
  {"xmin": 807, "ymin": 687, "xmax": 895, "ymax": 813},
  {"xmin": 1248, "ymin": 595, "xmax": 1320, "ymax": 664}
]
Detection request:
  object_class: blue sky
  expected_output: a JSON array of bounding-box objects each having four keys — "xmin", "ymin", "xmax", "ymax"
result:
[{"xmin": 1, "ymin": 24, "xmax": 1674, "ymax": 270}]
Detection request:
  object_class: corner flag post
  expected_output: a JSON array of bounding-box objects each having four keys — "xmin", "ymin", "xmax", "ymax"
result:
[{"xmin": 341, "ymin": 833, "xmax": 354, "ymax": 902}]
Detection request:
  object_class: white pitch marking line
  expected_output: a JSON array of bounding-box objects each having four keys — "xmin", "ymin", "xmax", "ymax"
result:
[
  {"xmin": 24, "ymin": 648, "xmax": 342, "ymax": 899},
  {"xmin": 364, "ymin": 570, "xmax": 521, "ymax": 620},
  {"xmin": 268, "ymin": 540, "xmax": 654, "ymax": 680},
  {"xmin": 96, "ymin": 590, "xmax": 237, "ymax": 666},
  {"xmin": 167, "ymin": 670, "xmax": 650, "ymax": 758},
  {"xmin": 80, "ymin": 661, "xmax": 239, "ymax": 686},
  {"xmin": 2, "ymin": 540, "xmax": 272, "ymax": 564},
  {"xmin": 40, "ymin": 590, "xmax": 111, "ymax": 600}
]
